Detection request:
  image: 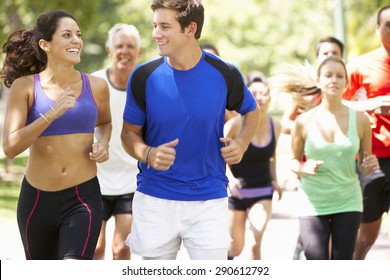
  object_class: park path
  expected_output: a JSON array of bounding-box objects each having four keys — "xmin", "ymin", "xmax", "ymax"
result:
[
  {"xmin": 1, "ymin": 134, "xmax": 389, "ymax": 260},
  {"xmin": 1, "ymin": 190, "xmax": 389, "ymax": 260}
]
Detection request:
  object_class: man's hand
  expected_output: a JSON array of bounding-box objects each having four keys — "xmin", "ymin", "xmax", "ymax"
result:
[
  {"xmin": 148, "ymin": 138, "xmax": 179, "ymax": 171},
  {"xmin": 220, "ymin": 137, "xmax": 246, "ymax": 165}
]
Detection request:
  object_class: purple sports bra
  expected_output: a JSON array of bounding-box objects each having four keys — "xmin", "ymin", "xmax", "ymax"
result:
[{"xmin": 26, "ymin": 72, "xmax": 98, "ymax": 136}]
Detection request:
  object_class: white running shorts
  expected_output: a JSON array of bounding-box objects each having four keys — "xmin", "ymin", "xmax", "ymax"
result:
[{"xmin": 126, "ymin": 192, "xmax": 231, "ymax": 259}]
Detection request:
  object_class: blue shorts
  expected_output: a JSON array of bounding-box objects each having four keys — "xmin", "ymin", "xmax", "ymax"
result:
[{"xmin": 17, "ymin": 177, "xmax": 102, "ymax": 259}]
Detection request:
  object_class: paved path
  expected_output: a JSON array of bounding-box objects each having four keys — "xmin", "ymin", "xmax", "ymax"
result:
[
  {"xmin": 3, "ymin": 190, "xmax": 388, "ymax": 260},
  {"xmin": 1, "ymin": 132, "xmax": 389, "ymax": 260},
  {"xmin": 261, "ymin": 191, "xmax": 390, "ymax": 260}
]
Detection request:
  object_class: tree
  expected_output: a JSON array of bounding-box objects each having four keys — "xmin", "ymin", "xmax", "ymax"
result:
[
  {"xmin": 1, "ymin": 0, "xmax": 388, "ymax": 76},
  {"xmin": 344, "ymin": 0, "xmax": 388, "ymax": 59},
  {"xmin": 0, "ymin": 0, "xmax": 100, "ymax": 71}
]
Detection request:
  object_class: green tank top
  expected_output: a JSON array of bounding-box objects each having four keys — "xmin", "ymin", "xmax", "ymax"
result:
[{"xmin": 299, "ymin": 108, "xmax": 363, "ymax": 216}]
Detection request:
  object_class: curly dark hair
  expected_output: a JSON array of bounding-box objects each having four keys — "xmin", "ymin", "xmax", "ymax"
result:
[{"xmin": 1, "ymin": 10, "xmax": 77, "ymax": 87}]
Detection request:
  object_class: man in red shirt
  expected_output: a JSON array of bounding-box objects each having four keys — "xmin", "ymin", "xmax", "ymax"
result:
[{"xmin": 343, "ymin": 5, "xmax": 390, "ymax": 260}]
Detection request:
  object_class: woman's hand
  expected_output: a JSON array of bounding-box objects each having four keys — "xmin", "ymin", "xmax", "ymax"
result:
[
  {"xmin": 360, "ymin": 152, "xmax": 380, "ymax": 175},
  {"xmin": 228, "ymin": 177, "xmax": 243, "ymax": 199},
  {"xmin": 301, "ymin": 159, "xmax": 324, "ymax": 176}
]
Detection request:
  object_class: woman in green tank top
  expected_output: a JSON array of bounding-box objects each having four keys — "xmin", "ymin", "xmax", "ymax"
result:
[{"xmin": 290, "ymin": 56, "xmax": 380, "ymax": 260}]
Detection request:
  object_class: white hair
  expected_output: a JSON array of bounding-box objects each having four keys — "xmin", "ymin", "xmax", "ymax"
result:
[{"xmin": 106, "ymin": 23, "xmax": 141, "ymax": 50}]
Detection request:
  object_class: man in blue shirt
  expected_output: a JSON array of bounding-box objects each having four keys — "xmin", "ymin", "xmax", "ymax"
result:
[{"xmin": 121, "ymin": 0, "xmax": 260, "ymax": 260}]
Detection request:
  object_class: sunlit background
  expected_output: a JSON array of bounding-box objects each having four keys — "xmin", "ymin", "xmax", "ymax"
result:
[
  {"xmin": 0, "ymin": 0, "xmax": 386, "ymax": 73},
  {"xmin": 1, "ymin": 0, "xmax": 386, "ymax": 113},
  {"xmin": 0, "ymin": 0, "xmax": 389, "ymax": 260}
]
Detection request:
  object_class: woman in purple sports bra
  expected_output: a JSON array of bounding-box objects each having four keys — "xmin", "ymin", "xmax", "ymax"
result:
[{"xmin": 1, "ymin": 10, "xmax": 112, "ymax": 260}]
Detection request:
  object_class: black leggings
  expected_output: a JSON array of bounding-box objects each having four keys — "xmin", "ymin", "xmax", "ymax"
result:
[
  {"xmin": 299, "ymin": 212, "xmax": 361, "ymax": 260},
  {"xmin": 17, "ymin": 177, "xmax": 102, "ymax": 260}
]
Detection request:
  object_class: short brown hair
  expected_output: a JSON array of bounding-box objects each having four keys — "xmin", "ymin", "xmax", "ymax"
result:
[{"xmin": 151, "ymin": 0, "xmax": 204, "ymax": 39}]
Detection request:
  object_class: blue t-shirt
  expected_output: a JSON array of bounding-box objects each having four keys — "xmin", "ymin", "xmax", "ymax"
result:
[{"xmin": 123, "ymin": 51, "xmax": 257, "ymax": 201}]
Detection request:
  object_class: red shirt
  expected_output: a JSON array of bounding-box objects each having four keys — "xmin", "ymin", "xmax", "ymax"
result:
[{"xmin": 343, "ymin": 47, "xmax": 390, "ymax": 158}]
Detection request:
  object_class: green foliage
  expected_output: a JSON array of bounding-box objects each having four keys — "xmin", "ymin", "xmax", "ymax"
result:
[
  {"xmin": 1, "ymin": 0, "xmax": 388, "ymax": 76},
  {"xmin": 1, "ymin": 0, "xmax": 100, "ymax": 37},
  {"xmin": 344, "ymin": 0, "xmax": 387, "ymax": 59},
  {"xmin": 0, "ymin": 0, "xmax": 100, "ymax": 72},
  {"xmin": 0, "ymin": 157, "xmax": 25, "ymax": 220},
  {"xmin": 0, "ymin": 183, "xmax": 19, "ymax": 220},
  {"xmin": 200, "ymin": 0, "xmax": 335, "ymax": 75},
  {"xmin": 90, "ymin": 0, "xmax": 156, "ymax": 71}
]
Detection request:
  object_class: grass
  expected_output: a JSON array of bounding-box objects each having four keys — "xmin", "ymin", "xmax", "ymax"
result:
[{"xmin": 0, "ymin": 156, "xmax": 27, "ymax": 220}]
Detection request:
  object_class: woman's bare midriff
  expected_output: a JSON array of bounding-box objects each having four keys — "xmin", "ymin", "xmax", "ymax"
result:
[{"xmin": 25, "ymin": 133, "xmax": 98, "ymax": 191}]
